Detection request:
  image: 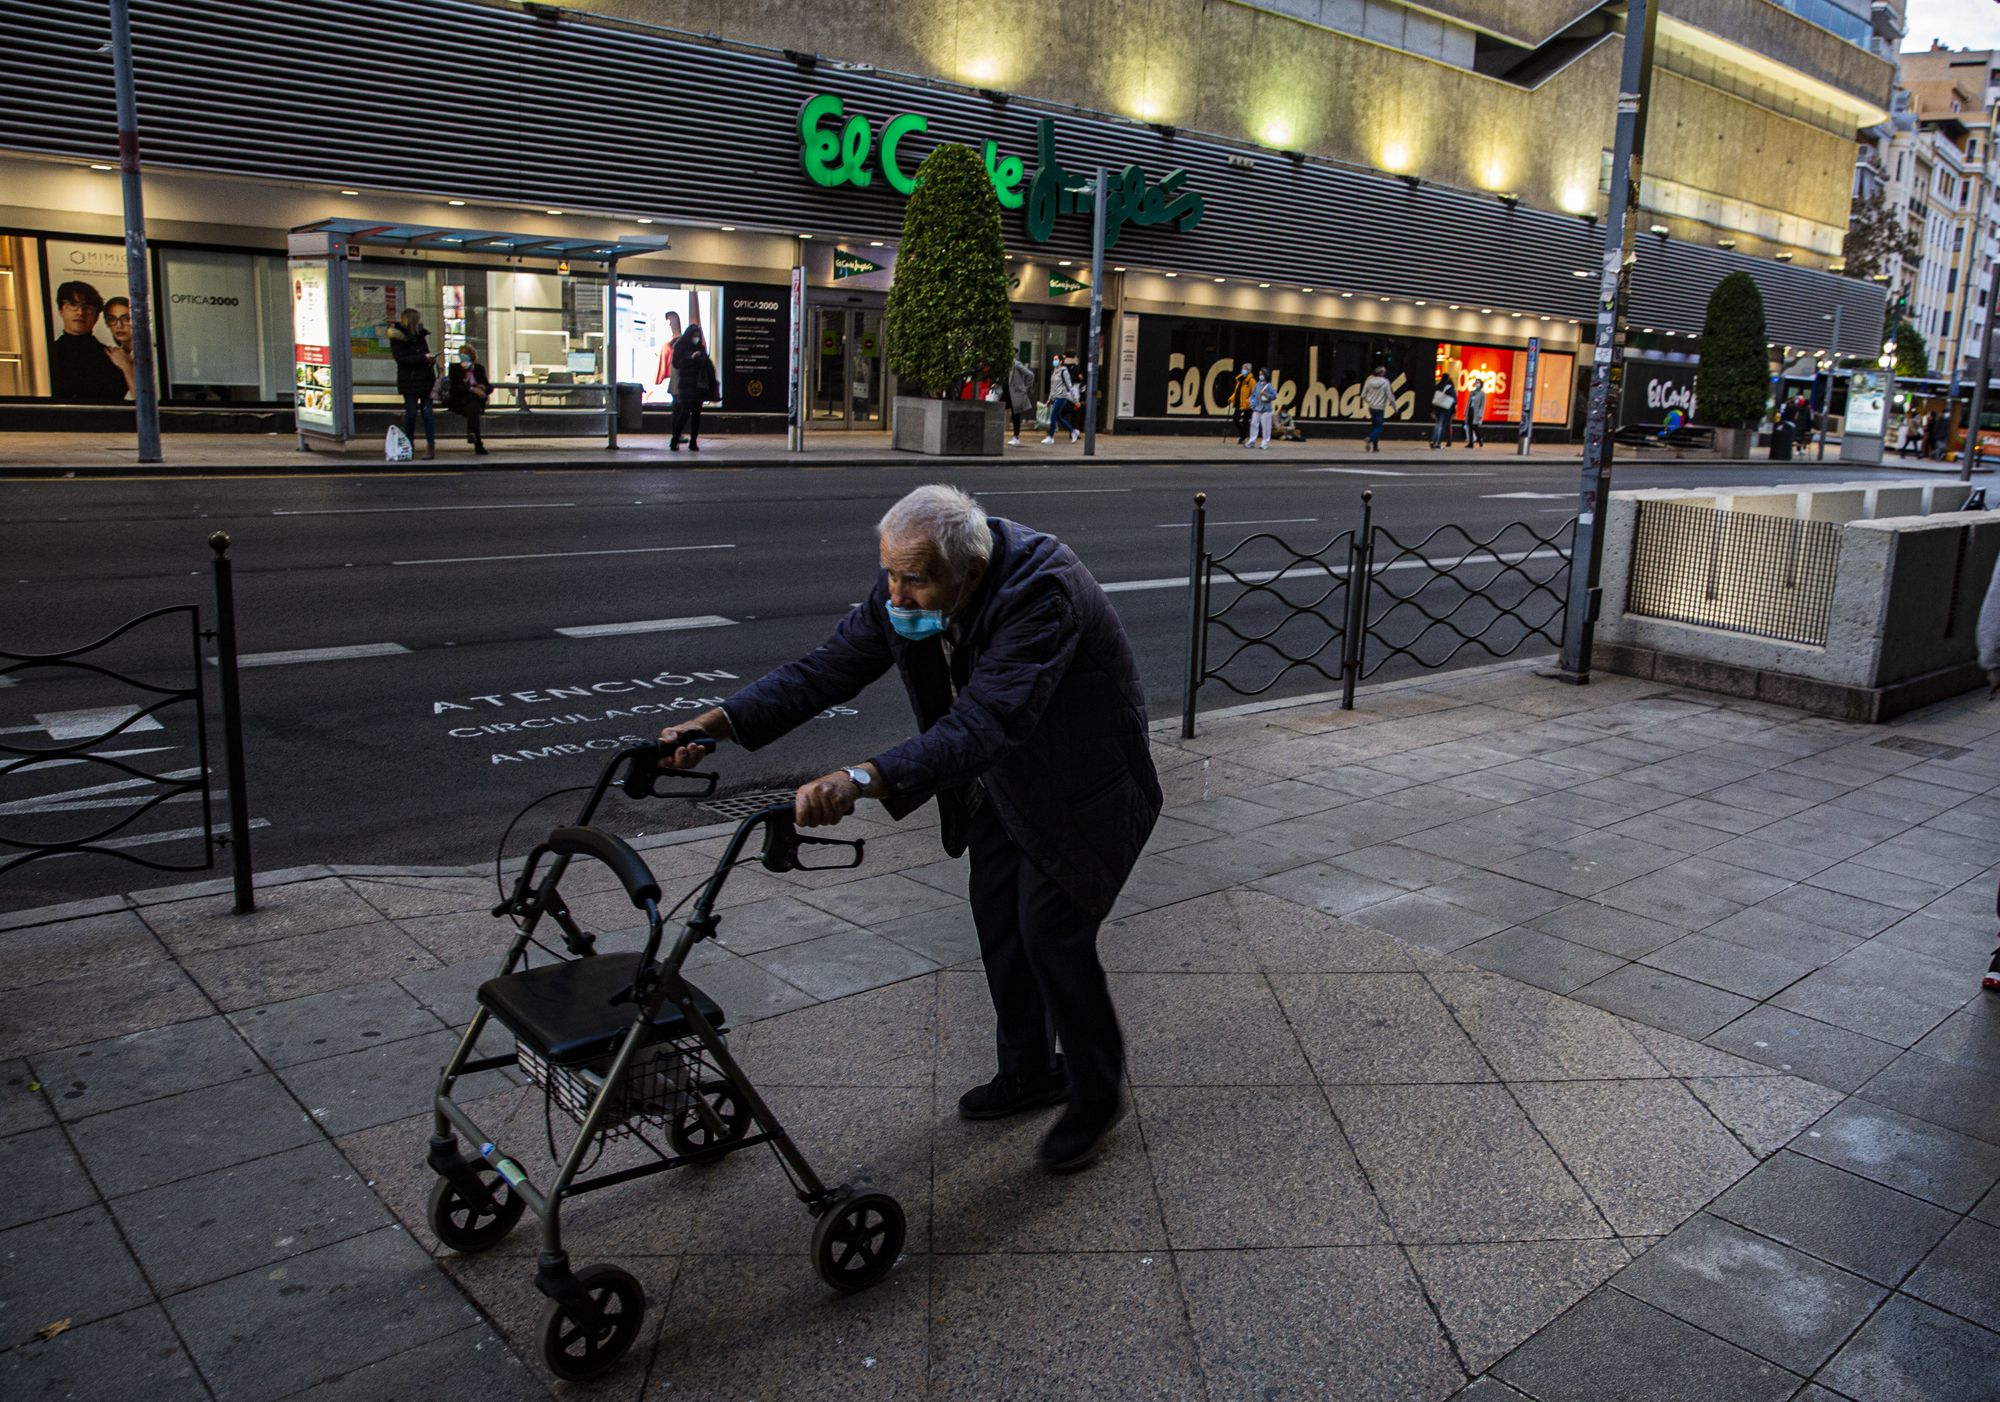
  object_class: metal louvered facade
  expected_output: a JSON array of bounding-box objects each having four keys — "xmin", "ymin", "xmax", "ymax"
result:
[{"xmin": 0, "ymin": 0, "xmax": 1882, "ymax": 356}]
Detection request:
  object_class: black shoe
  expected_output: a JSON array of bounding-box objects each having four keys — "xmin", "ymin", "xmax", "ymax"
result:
[
  {"xmin": 669, "ymin": 439, "xmax": 681, "ymax": 450},
  {"xmin": 1037, "ymin": 1093, "xmax": 1127, "ymax": 1172},
  {"xmin": 1984, "ymin": 947, "xmax": 2000, "ymax": 992},
  {"xmin": 957, "ymin": 1065, "xmax": 1069, "ymax": 1121}
]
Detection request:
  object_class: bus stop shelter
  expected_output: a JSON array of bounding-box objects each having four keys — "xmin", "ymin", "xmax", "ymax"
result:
[{"xmin": 286, "ymin": 218, "xmax": 669, "ymax": 451}]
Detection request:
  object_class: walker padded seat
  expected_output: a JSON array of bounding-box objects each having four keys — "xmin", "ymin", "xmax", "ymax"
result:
[{"xmin": 478, "ymin": 953, "xmax": 727, "ymax": 1067}]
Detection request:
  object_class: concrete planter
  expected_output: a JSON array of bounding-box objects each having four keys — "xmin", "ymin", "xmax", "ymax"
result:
[
  {"xmin": 892, "ymin": 395, "xmax": 1005, "ymax": 456},
  {"xmin": 1712, "ymin": 426, "xmax": 1756, "ymax": 459}
]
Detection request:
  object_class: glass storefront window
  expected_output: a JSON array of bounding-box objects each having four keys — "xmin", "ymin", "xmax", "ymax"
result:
[
  {"xmin": 616, "ymin": 280, "xmax": 722, "ymax": 405},
  {"xmin": 0, "ymin": 234, "xmax": 46, "ymax": 396},
  {"xmin": 158, "ymin": 246, "xmax": 292, "ymax": 402}
]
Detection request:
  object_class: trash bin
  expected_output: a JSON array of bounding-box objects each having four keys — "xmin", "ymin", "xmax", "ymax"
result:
[
  {"xmin": 617, "ymin": 382, "xmax": 645, "ymax": 433},
  {"xmin": 1769, "ymin": 421, "xmax": 1793, "ymax": 461}
]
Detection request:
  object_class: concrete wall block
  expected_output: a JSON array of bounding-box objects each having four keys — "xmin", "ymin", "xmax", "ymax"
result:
[
  {"xmin": 1868, "ymin": 487, "xmax": 1925, "ymax": 519},
  {"xmin": 1926, "ymin": 484, "xmax": 1973, "ymax": 513},
  {"xmin": 1803, "ymin": 490, "xmax": 1867, "ymax": 524},
  {"xmin": 1597, "ymin": 496, "xmax": 1640, "ymax": 635},
  {"xmin": 1721, "ymin": 492, "xmax": 1801, "ymax": 518},
  {"xmin": 1821, "ymin": 523, "xmax": 1893, "ymax": 686},
  {"xmin": 1618, "ymin": 614, "xmax": 1847, "ymax": 682},
  {"xmin": 1653, "ymin": 651, "xmax": 1761, "ymax": 700}
]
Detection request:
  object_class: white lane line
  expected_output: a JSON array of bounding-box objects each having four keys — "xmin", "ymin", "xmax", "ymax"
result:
[
  {"xmin": 1156, "ymin": 517, "xmax": 1317, "ymax": 529},
  {"xmin": 274, "ymin": 503, "xmax": 577, "ymax": 516},
  {"xmin": 979, "ymin": 488, "xmax": 1135, "ymax": 495},
  {"xmin": 556, "ymin": 615, "xmax": 737, "ymax": 638},
  {"xmin": 5, "ymin": 746, "xmax": 176, "ymax": 773},
  {"xmin": 1102, "ymin": 546, "xmax": 1563, "ymax": 594},
  {"xmin": 33, "ymin": 706, "xmax": 165, "ymax": 740},
  {"xmin": 0, "ymin": 767, "xmax": 202, "ymax": 817},
  {"xmin": 229, "ymin": 643, "xmax": 411, "ymax": 668},
  {"xmin": 1302, "ymin": 468, "xmax": 1496, "ymax": 477},
  {"xmin": 43, "ymin": 817, "xmax": 271, "ymax": 858},
  {"xmin": 1483, "ymin": 492, "xmax": 1574, "ymax": 500},
  {"xmin": 394, "ymin": 544, "xmax": 736, "ymax": 565}
]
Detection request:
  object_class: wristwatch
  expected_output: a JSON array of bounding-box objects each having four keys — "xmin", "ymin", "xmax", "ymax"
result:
[{"xmin": 844, "ymin": 766, "xmax": 874, "ymax": 790}]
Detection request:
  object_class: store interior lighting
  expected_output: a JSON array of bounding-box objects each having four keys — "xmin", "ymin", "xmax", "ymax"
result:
[
  {"xmin": 447, "ymin": 199, "xmax": 466, "ymax": 206},
  {"xmin": 89, "ymin": 163, "xmax": 112, "ymax": 171},
  {"xmin": 635, "ymin": 217, "xmax": 654, "ymax": 224},
  {"xmin": 339, "ymin": 189, "xmax": 359, "ymax": 196},
  {"xmin": 719, "ymin": 225, "xmax": 735, "ymax": 231},
  {"xmin": 545, "ymin": 209, "xmax": 564, "ymax": 215},
  {"xmin": 1164, "ymin": 271, "xmax": 1177, "ymax": 277}
]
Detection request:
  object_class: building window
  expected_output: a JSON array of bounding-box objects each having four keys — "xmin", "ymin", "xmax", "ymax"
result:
[{"xmin": 1599, "ymin": 149, "xmax": 1614, "ymax": 195}]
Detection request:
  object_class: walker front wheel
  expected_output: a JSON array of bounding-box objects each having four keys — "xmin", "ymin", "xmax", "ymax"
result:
[
  {"xmin": 811, "ymin": 1191, "xmax": 905, "ymax": 1294},
  {"xmin": 426, "ymin": 1166, "xmax": 525, "ymax": 1254},
  {"xmin": 540, "ymin": 1265, "xmax": 646, "ymax": 1382}
]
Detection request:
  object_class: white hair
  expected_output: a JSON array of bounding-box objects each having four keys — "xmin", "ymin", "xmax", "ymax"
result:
[{"xmin": 878, "ymin": 484, "xmax": 993, "ymax": 578}]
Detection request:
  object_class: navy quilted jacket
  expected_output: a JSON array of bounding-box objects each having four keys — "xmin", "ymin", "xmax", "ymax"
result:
[{"xmin": 720, "ymin": 518, "xmax": 1161, "ymax": 920}]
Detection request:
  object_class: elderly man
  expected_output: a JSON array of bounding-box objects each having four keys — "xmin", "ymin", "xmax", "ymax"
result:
[{"xmin": 661, "ymin": 484, "xmax": 1161, "ymax": 1170}]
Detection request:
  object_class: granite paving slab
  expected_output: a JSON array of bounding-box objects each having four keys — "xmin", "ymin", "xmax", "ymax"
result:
[
  {"xmin": 1406, "ymin": 1239, "xmax": 1630, "ymax": 1373},
  {"xmin": 0, "ymin": 1303, "xmax": 208, "ymax": 1402},
  {"xmin": 1490, "ymin": 1285, "xmax": 1801, "ymax": 1402},
  {"xmin": 1706, "ymin": 1150, "xmax": 1958, "ymax": 1285},
  {"xmin": 0, "ymin": 1125, "xmax": 97, "ymax": 1231},
  {"xmin": 1815, "ymin": 1294, "xmax": 2000, "ymax": 1402},
  {"xmin": 1790, "ymin": 1100, "xmax": 2000, "ymax": 1212}
]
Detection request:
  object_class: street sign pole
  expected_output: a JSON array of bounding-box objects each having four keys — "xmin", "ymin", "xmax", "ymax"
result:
[
  {"xmin": 1816, "ymin": 303, "xmax": 1840, "ymax": 462},
  {"xmin": 1084, "ymin": 167, "xmax": 1106, "ymax": 458},
  {"xmin": 1556, "ymin": 0, "xmax": 1658, "ymax": 683},
  {"xmin": 1518, "ymin": 336, "xmax": 1540, "ymax": 456},
  {"xmin": 109, "ymin": 0, "xmax": 161, "ymax": 464},
  {"xmin": 1961, "ymin": 259, "xmax": 2000, "ymax": 480}
]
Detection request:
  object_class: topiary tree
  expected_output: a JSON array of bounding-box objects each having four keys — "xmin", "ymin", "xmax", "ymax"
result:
[
  {"xmin": 885, "ymin": 143, "xmax": 1014, "ymax": 396},
  {"xmin": 1694, "ymin": 271, "xmax": 1770, "ymax": 428},
  {"xmin": 1894, "ymin": 320, "xmax": 1930, "ymax": 378}
]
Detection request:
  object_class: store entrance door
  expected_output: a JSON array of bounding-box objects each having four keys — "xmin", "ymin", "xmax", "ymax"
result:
[{"xmin": 809, "ymin": 306, "xmax": 885, "ymax": 428}]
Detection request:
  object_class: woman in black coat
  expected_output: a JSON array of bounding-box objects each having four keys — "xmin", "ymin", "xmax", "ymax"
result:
[
  {"xmin": 667, "ymin": 324, "xmax": 715, "ymax": 451},
  {"xmin": 388, "ymin": 308, "xmax": 438, "ymax": 459}
]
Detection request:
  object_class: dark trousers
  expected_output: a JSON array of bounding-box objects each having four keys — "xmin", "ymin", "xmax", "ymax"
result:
[
  {"xmin": 1367, "ymin": 407, "xmax": 1385, "ymax": 447},
  {"xmin": 401, "ymin": 394, "xmax": 435, "ymax": 448},
  {"xmin": 1231, "ymin": 406, "xmax": 1248, "ymax": 442},
  {"xmin": 966, "ymin": 803, "xmax": 1123, "ymax": 1105},
  {"xmin": 670, "ymin": 398, "xmax": 703, "ymax": 447},
  {"xmin": 463, "ymin": 404, "xmax": 485, "ymax": 448}
]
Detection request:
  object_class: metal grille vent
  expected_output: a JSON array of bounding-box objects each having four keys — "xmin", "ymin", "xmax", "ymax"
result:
[
  {"xmin": 1871, "ymin": 737, "xmax": 1971, "ymax": 761},
  {"xmin": 1626, "ymin": 500, "xmax": 1842, "ymax": 647},
  {"xmin": 696, "ymin": 789, "xmax": 797, "ymax": 822}
]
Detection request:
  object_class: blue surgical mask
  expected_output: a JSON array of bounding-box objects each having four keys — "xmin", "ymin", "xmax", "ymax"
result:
[{"xmin": 886, "ymin": 603, "xmax": 948, "ymax": 641}]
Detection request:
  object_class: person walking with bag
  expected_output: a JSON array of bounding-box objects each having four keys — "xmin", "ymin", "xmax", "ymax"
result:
[
  {"xmin": 389, "ymin": 308, "xmax": 439, "ymax": 460},
  {"xmin": 1003, "ymin": 356, "xmax": 1035, "ymax": 446},
  {"xmin": 446, "ymin": 343, "xmax": 493, "ymax": 456},
  {"xmin": 1429, "ymin": 371, "xmax": 1457, "ymax": 450},
  {"xmin": 1042, "ymin": 355, "xmax": 1080, "ymax": 444},
  {"xmin": 1463, "ymin": 378, "xmax": 1486, "ymax": 448},
  {"xmin": 668, "ymin": 324, "xmax": 715, "ymax": 450},
  {"xmin": 1361, "ymin": 364, "xmax": 1392, "ymax": 453},
  {"xmin": 1247, "ymin": 368, "xmax": 1277, "ymax": 449}
]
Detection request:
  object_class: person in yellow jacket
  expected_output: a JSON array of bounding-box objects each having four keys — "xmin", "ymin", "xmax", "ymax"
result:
[{"xmin": 1230, "ymin": 363, "xmax": 1256, "ymax": 444}]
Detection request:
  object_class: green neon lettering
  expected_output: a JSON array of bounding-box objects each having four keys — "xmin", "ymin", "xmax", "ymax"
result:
[
  {"xmin": 800, "ymin": 94, "xmax": 846, "ymax": 187},
  {"xmin": 882, "ymin": 113, "xmax": 928, "ymax": 195},
  {"xmin": 982, "ymin": 139, "xmax": 1025, "ymax": 210},
  {"xmin": 839, "ymin": 114, "xmax": 873, "ymax": 187}
]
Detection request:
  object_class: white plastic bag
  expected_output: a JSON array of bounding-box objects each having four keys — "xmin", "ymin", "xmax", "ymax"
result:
[{"xmin": 384, "ymin": 425, "xmax": 414, "ymax": 462}]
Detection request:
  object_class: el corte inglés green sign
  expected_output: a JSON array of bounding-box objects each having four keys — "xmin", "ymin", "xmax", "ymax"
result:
[{"xmin": 799, "ymin": 94, "xmax": 1206, "ymax": 248}]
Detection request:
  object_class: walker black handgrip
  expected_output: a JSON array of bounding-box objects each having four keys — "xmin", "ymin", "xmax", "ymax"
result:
[
  {"xmin": 757, "ymin": 807, "xmax": 865, "ymax": 873},
  {"xmin": 547, "ymin": 826, "xmax": 661, "ymax": 908},
  {"xmin": 621, "ymin": 736, "xmax": 717, "ymax": 799}
]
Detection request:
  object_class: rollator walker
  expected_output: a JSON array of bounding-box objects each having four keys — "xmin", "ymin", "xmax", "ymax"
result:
[{"xmin": 427, "ymin": 740, "xmax": 905, "ymax": 1380}]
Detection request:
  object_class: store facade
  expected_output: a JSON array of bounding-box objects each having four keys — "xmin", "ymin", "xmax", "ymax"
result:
[{"xmin": 0, "ymin": 0, "xmax": 1885, "ymax": 442}]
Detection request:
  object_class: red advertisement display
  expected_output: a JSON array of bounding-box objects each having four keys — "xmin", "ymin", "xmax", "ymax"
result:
[{"xmin": 1435, "ymin": 343, "xmax": 1574, "ymax": 425}]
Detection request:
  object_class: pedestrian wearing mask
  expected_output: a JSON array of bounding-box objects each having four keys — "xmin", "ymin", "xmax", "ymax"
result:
[
  {"xmin": 657, "ymin": 485, "xmax": 1160, "ymax": 1171},
  {"xmin": 1361, "ymin": 364, "xmax": 1392, "ymax": 453},
  {"xmin": 1003, "ymin": 355, "xmax": 1035, "ymax": 446},
  {"xmin": 669, "ymin": 324, "xmax": 716, "ymax": 451},
  {"xmin": 447, "ymin": 343, "xmax": 493, "ymax": 455},
  {"xmin": 389, "ymin": 308, "xmax": 439, "ymax": 460},
  {"xmin": 1043, "ymin": 356, "xmax": 1080, "ymax": 444},
  {"xmin": 1247, "ymin": 368, "xmax": 1277, "ymax": 449},
  {"xmin": 1430, "ymin": 372, "xmax": 1457, "ymax": 450},
  {"xmin": 1463, "ymin": 378, "xmax": 1486, "ymax": 448},
  {"xmin": 1231, "ymin": 363, "xmax": 1256, "ymax": 444}
]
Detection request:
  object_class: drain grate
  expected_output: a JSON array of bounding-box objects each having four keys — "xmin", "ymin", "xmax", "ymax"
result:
[
  {"xmin": 696, "ymin": 789, "xmax": 797, "ymax": 822},
  {"xmin": 1872, "ymin": 736, "xmax": 1971, "ymax": 761}
]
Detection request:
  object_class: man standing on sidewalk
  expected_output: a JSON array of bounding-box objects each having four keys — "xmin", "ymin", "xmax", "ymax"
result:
[
  {"xmin": 1362, "ymin": 364, "xmax": 1393, "ymax": 452},
  {"xmin": 658, "ymin": 485, "xmax": 1161, "ymax": 1170}
]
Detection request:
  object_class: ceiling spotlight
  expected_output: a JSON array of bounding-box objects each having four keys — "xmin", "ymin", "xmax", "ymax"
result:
[
  {"xmin": 1258, "ymin": 282, "xmax": 1271, "ymax": 289},
  {"xmin": 546, "ymin": 208, "xmax": 564, "ymax": 215},
  {"xmin": 1573, "ymin": 269, "xmax": 1591, "ymax": 278},
  {"xmin": 448, "ymin": 199, "xmax": 466, "ymax": 206},
  {"xmin": 1058, "ymin": 259, "xmax": 1072, "ymax": 267},
  {"xmin": 1414, "ymin": 300, "xmax": 1426, "ymax": 306},
  {"xmin": 1379, "ymin": 295, "xmax": 1391, "ymax": 302},
  {"xmin": 88, "ymin": 162, "xmax": 113, "ymax": 171},
  {"xmin": 1649, "ymin": 224, "xmax": 1669, "ymax": 236},
  {"xmin": 798, "ymin": 232, "xmax": 813, "ymax": 239},
  {"xmin": 1113, "ymin": 266, "xmax": 1126, "ymax": 273},
  {"xmin": 1213, "ymin": 277, "xmax": 1225, "ymax": 283},
  {"xmin": 1164, "ymin": 271, "xmax": 1178, "ymax": 278},
  {"xmin": 1774, "ymin": 251, "xmax": 1794, "ymax": 261},
  {"xmin": 1341, "ymin": 292, "xmax": 1354, "ymax": 298},
  {"xmin": 1511, "ymin": 311, "xmax": 1523, "ymax": 318},
  {"xmin": 339, "ymin": 189, "xmax": 359, "ymax": 196},
  {"xmin": 1717, "ymin": 238, "xmax": 1737, "ymax": 249},
  {"xmin": 1449, "ymin": 304, "xmax": 1460, "ymax": 310},
  {"xmin": 1302, "ymin": 286, "xmax": 1314, "ymax": 293},
  {"xmin": 635, "ymin": 217, "xmax": 654, "ymax": 224},
  {"xmin": 869, "ymin": 240, "xmax": 885, "ymax": 247},
  {"xmin": 720, "ymin": 225, "xmax": 735, "ymax": 232},
  {"xmin": 1480, "ymin": 308, "xmax": 1492, "ymax": 314}
]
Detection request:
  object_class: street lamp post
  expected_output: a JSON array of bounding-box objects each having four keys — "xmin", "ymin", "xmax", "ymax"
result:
[
  {"xmin": 1556, "ymin": 0, "xmax": 1659, "ymax": 682},
  {"xmin": 1962, "ymin": 259, "xmax": 2000, "ymax": 481},
  {"xmin": 1816, "ymin": 304, "xmax": 1840, "ymax": 462},
  {"xmin": 109, "ymin": 0, "xmax": 161, "ymax": 464},
  {"xmin": 1084, "ymin": 167, "xmax": 1107, "ymax": 458}
]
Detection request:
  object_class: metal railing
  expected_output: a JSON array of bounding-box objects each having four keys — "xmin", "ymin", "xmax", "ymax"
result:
[
  {"xmin": 1182, "ymin": 492, "xmax": 1576, "ymax": 736},
  {"xmin": 0, "ymin": 534, "xmax": 255, "ymax": 910},
  {"xmin": 1625, "ymin": 499, "xmax": 1841, "ymax": 646}
]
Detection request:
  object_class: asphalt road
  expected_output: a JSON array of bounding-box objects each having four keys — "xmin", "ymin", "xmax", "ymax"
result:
[{"xmin": 0, "ymin": 453, "xmax": 1969, "ymax": 912}]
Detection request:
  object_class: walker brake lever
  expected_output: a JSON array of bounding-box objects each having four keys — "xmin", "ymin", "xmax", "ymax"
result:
[{"xmin": 621, "ymin": 737, "xmax": 718, "ymax": 799}]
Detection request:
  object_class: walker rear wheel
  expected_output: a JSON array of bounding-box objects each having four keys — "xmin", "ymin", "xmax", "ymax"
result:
[
  {"xmin": 811, "ymin": 1191, "xmax": 905, "ymax": 1294},
  {"xmin": 426, "ymin": 1166, "xmax": 525, "ymax": 1254},
  {"xmin": 540, "ymin": 1264, "xmax": 646, "ymax": 1382},
  {"xmin": 668, "ymin": 1079, "xmax": 751, "ymax": 1162}
]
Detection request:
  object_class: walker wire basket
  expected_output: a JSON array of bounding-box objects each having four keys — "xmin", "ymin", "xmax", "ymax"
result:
[{"xmin": 516, "ymin": 1032, "xmax": 716, "ymax": 1139}]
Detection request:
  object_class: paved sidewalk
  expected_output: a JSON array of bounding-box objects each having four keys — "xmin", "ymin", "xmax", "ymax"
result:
[
  {"xmin": 1, "ymin": 660, "xmax": 1996, "ymax": 1399},
  {"xmin": 0, "ymin": 427, "xmax": 1817, "ymax": 476}
]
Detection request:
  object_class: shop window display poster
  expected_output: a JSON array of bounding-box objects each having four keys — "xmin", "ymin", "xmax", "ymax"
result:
[
  {"xmin": 618, "ymin": 282, "xmax": 720, "ymax": 404},
  {"xmin": 350, "ymin": 280, "xmax": 403, "ymax": 357},
  {"xmin": 43, "ymin": 236, "xmax": 146, "ymax": 403}
]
